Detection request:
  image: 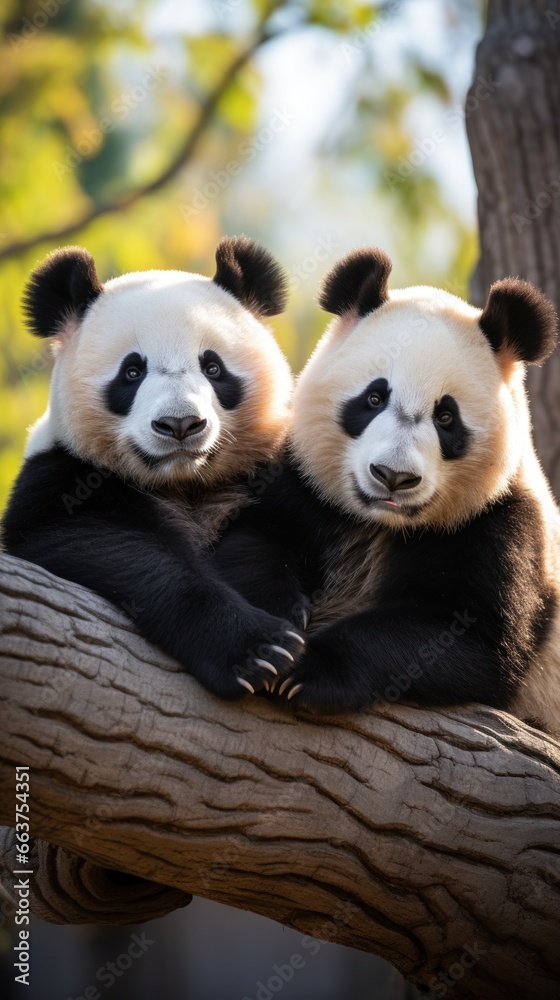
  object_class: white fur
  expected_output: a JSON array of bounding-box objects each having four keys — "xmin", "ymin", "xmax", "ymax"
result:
[{"xmin": 292, "ymin": 286, "xmax": 525, "ymax": 531}]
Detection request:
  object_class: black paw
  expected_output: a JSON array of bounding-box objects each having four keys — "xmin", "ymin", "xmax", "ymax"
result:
[
  {"xmin": 274, "ymin": 640, "xmax": 371, "ymax": 714},
  {"xmin": 216, "ymin": 614, "xmax": 306, "ymax": 700}
]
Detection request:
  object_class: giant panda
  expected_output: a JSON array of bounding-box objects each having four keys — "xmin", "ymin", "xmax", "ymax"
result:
[
  {"xmin": 213, "ymin": 247, "xmax": 560, "ymax": 733},
  {"xmin": 2, "ymin": 236, "xmax": 306, "ymax": 699}
]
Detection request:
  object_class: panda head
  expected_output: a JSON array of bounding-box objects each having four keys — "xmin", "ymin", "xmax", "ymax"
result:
[
  {"xmin": 23, "ymin": 237, "xmax": 293, "ymax": 489},
  {"xmin": 291, "ymin": 248, "xmax": 558, "ymax": 530}
]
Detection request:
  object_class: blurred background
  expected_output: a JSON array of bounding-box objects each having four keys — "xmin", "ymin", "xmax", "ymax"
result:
[
  {"xmin": 0, "ymin": 0, "xmax": 485, "ymax": 996},
  {"xmin": 0, "ymin": 0, "xmax": 484, "ymax": 510}
]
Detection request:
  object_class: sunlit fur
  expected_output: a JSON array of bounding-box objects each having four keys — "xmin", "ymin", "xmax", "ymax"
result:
[
  {"xmin": 512, "ymin": 445, "xmax": 560, "ymax": 731},
  {"xmin": 289, "ymin": 281, "xmax": 560, "ymax": 733},
  {"xmin": 26, "ymin": 270, "xmax": 293, "ymax": 491},
  {"xmin": 292, "ymin": 285, "xmax": 528, "ymax": 532}
]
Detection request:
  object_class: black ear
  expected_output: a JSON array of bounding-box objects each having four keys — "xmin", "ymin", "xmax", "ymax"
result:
[
  {"xmin": 213, "ymin": 235, "xmax": 287, "ymax": 317},
  {"xmin": 318, "ymin": 248, "xmax": 392, "ymax": 317},
  {"xmin": 479, "ymin": 278, "xmax": 558, "ymax": 365},
  {"xmin": 23, "ymin": 247, "xmax": 103, "ymax": 338}
]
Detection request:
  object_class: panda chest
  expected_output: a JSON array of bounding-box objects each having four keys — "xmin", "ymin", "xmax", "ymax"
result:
[
  {"xmin": 156, "ymin": 486, "xmax": 250, "ymax": 551},
  {"xmin": 310, "ymin": 526, "xmax": 390, "ymax": 629}
]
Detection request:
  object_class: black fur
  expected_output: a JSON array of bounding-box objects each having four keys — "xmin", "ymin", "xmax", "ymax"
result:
[
  {"xmin": 2, "ymin": 447, "xmax": 304, "ymax": 699},
  {"xmin": 23, "ymin": 247, "xmax": 103, "ymax": 338},
  {"xmin": 340, "ymin": 378, "xmax": 391, "ymax": 438},
  {"xmin": 200, "ymin": 349, "xmax": 244, "ymax": 410},
  {"xmin": 479, "ymin": 278, "xmax": 558, "ymax": 364},
  {"xmin": 105, "ymin": 352, "xmax": 147, "ymax": 416},
  {"xmin": 213, "ymin": 454, "xmax": 554, "ymax": 714},
  {"xmin": 433, "ymin": 395, "xmax": 471, "ymax": 460},
  {"xmin": 214, "ymin": 524, "xmax": 310, "ymax": 630},
  {"xmin": 318, "ymin": 248, "xmax": 392, "ymax": 317},
  {"xmin": 213, "ymin": 235, "xmax": 288, "ymax": 317}
]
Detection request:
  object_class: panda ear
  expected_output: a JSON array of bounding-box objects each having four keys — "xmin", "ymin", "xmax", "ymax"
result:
[
  {"xmin": 23, "ymin": 246, "xmax": 103, "ymax": 338},
  {"xmin": 213, "ymin": 235, "xmax": 288, "ymax": 317},
  {"xmin": 479, "ymin": 278, "xmax": 558, "ymax": 365},
  {"xmin": 318, "ymin": 248, "xmax": 392, "ymax": 317}
]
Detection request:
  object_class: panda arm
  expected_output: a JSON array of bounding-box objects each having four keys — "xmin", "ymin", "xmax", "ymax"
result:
[
  {"xmin": 212, "ymin": 525, "xmax": 310, "ymax": 629},
  {"xmin": 2, "ymin": 450, "xmax": 304, "ymax": 699},
  {"xmin": 284, "ymin": 605, "xmax": 504, "ymax": 714},
  {"xmin": 211, "ymin": 458, "xmax": 324, "ymax": 628}
]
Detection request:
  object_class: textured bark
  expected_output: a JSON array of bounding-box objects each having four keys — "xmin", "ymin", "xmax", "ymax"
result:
[
  {"xmin": 0, "ymin": 826, "xmax": 191, "ymax": 925},
  {"xmin": 1, "ymin": 554, "xmax": 560, "ymax": 999},
  {"xmin": 467, "ymin": 0, "xmax": 560, "ymax": 496}
]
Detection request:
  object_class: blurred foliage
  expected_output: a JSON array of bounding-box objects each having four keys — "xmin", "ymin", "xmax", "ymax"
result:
[{"xmin": 0, "ymin": 0, "xmax": 482, "ymax": 509}]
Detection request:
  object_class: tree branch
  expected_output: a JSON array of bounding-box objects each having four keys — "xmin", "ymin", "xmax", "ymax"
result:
[
  {"xmin": 1, "ymin": 554, "xmax": 560, "ymax": 997},
  {"xmin": 0, "ymin": 826, "xmax": 191, "ymax": 925},
  {"xmin": 0, "ymin": 0, "xmax": 288, "ymax": 264}
]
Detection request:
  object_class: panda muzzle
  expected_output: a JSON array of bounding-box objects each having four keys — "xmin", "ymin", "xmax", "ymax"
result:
[{"xmin": 151, "ymin": 415, "xmax": 208, "ymax": 441}]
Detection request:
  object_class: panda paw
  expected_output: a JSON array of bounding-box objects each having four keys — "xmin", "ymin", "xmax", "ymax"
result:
[
  {"xmin": 226, "ymin": 615, "xmax": 306, "ymax": 699},
  {"xmin": 274, "ymin": 642, "xmax": 371, "ymax": 714}
]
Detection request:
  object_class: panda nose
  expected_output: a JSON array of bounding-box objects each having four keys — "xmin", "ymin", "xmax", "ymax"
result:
[
  {"xmin": 151, "ymin": 415, "xmax": 207, "ymax": 441},
  {"xmin": 370, "ymin": 464, "xmax": 422, "ymax": 492}
]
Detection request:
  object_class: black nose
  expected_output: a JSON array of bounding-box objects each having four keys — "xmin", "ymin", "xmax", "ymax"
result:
[
  {"xmin": 370, "ymin": 464, "xmax": 422, "ymax": 492},
  {"xmin": 151, "ymin": 416, "xmax": 207, "ymax": 441}
]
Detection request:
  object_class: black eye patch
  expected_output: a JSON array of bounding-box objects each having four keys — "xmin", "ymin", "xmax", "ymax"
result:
[
  {"xmin": 340, "ymin": 378, "xmax": 391, "ymax": 438},
  {"xmin": 105, "ymin": 352, "xmax": 147, "ymax": 416},
  {"xmin": 200, "ymin": 349, "xmax": 244, "ymax": 410},
  {"xmin": 433, "ymin": 394, "xmax": 471, "ymax": 460}
]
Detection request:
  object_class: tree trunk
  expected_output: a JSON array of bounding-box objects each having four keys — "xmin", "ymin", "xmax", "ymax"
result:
[
  {"xmin": 1, "ymin": 554, "xmax": 560, "ymax": 999},
  {"xmin": 466, "ymin": 0, "xmax": 560, "ymax": 496}
]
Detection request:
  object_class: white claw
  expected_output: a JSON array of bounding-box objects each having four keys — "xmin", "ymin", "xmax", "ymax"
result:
[
  {"xmin": 301, "ymin": 611, "xmax": 310, "ymax": 630},
  {"xmin": 270, "ymin": 645, "xmax": 294, "ymax": 662},
  {"xmin": 269, "ymin": 675, "xmax": 280, "ymax": 693},
  {"xmin": 287, "ymin": 683, "xmax": 304, "ymax": 700},
  {"xmin": 285, "ymin": 631, "xmax": 305, "ymax": 646},
  {"xmin": 278, "ymin": 677, "xmax": 294, "ymax": 697},
  {"xmin": 255, "ymin": 659, "xmax": 277, "ymax": 675},
  {"xmin": 237, "ymin": 677, "xmax": 255, "ymax": 694},
  {"xmin": 262, "ymin": 680, "xmax": 270, "ymax": 692}
]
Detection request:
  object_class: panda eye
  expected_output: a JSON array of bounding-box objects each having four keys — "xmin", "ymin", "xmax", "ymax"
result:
[
  {"xmin": 125, "ymin": 366, "xmax": 142, "ymax": 381},
  {"xmin": 368, "ymin": 392, "xmax": 382, "ymax": 408},
  {"xmin": 204, "ymin": 361, "xmax": 221, "ymax": 379},
  {"xmin": 437, "ymin": 411, "xmax": 453, "ymax": 427}
]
